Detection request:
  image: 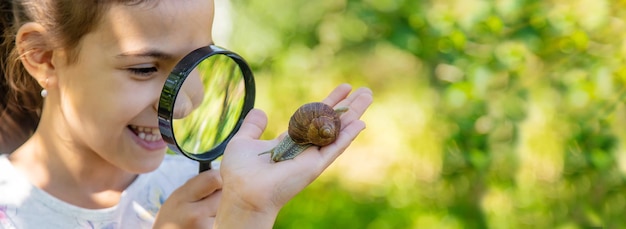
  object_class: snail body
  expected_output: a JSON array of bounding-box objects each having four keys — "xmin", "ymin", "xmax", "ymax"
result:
[{"xmin": 260, "ymin": 102, "xmax": 348, "ymax": 162}]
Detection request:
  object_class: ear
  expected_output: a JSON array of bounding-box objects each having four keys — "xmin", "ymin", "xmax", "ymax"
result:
[{"xmin": 16, "ymin": 22, "xmax": 58, "ymax": 89}]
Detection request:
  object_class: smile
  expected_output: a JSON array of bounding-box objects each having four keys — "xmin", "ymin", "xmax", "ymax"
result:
[{"xmin": 128, "ymin": 125, "xmax": 162, "ymax": 142}]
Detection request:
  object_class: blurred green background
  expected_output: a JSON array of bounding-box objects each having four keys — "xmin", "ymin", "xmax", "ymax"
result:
[{"xmin": 220, "ymin": 0, "xmax": 626, "ymax": 228}]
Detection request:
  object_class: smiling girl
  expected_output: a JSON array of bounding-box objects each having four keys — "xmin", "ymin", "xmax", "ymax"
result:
[{"xmin": 0, "ymin": 0, "xmax": 373, "ymax": 228}]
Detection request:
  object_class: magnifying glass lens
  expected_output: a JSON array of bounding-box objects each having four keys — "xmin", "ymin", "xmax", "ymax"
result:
[
  {"xmin": 172, "ymin": 54, "xmax": 246, "ymax": 155},
  {"xmin": 159, "ymin": 45, "xmax": 255, "ymax": 173}
]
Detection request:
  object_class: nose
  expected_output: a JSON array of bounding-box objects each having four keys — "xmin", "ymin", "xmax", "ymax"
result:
[{"xmin": 172, "ymin": 68, "xmax": 205, "ymax": 119}]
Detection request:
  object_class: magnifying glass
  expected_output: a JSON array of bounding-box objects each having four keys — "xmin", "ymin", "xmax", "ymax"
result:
[{"xmin": 158, "ymin": 45, "xmax": 255, "ymax": 173}]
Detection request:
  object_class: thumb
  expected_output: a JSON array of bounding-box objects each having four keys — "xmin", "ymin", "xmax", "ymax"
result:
[{"xmin": 234, "ymin": 109, "xmax": 268, "ymax": 140}]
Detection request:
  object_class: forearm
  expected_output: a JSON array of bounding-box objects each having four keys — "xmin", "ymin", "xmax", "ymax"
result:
[{"xmin": 213, "ymin": 191, "xmax": 279, "ymax": 229}]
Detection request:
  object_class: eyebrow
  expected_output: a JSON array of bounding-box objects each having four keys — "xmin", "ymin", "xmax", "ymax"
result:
[{"xmin": 116, "ymin": 49, "xmax": 174, "ymax": 60}]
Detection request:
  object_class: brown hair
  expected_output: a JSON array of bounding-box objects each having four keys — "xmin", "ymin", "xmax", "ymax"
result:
[{"xmin": 0, "ymin": 0, "xmax": 148, "ymax": 154}]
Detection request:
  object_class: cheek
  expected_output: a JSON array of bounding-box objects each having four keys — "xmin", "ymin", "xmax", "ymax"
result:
[
  {"xmin": 60, "ymin": 91, "xmax": 128, "ymax": 134},
  {"xmin": 186, "ymin": 70, "xmax": 205, "ymax": 106},
  {"xmin": 172, "ymin": 72, "xmax": 205, "ymax": 119},
  {"xmin": 59, "ymin": 77, "xmax": 150, "ymax": 137}
]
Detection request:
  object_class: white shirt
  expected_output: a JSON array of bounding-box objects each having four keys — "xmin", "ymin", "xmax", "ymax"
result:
[{"xmin": 0, "ymin": 154, "xmax": 200, "ymax": 229}]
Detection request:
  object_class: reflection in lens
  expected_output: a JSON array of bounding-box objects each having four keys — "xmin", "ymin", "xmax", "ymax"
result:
[{"xmin": 172, "ymin": 55, "xmax": 246, "ymax": 155}]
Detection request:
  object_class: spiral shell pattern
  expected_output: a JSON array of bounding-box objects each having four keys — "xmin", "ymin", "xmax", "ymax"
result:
[{"xmin": 288, "ymin": 102, "xmax": 341, "ymax": 146}]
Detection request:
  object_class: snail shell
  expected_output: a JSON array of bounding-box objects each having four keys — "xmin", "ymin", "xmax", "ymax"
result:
[
  {"xmin": 259, "ymin": 102, "xmax": 348, "ymax": 162},
  {"xmin": 288, "ymin": 102, "xmax": 341, "ymax": 146}
]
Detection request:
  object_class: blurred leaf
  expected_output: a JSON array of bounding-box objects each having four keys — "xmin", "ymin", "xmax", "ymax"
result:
[{"xmin": 223, "ymin": 0, "xmax": 626, "ymax": 228}]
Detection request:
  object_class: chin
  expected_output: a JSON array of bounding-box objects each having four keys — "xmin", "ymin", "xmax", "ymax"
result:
[{"xmin": 127, "ymin": 151, "xmax": 167, "ymax": 174}]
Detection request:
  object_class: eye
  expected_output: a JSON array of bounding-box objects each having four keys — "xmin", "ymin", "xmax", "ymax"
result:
[{"xmin": 128, "ymin": 66, "xmax": 158, "ymax": 76}]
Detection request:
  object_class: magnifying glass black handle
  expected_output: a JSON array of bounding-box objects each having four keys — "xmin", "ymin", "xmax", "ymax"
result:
[{"xmin": 199, "ymin": 161, "xmax": 212, "ymax": 172}]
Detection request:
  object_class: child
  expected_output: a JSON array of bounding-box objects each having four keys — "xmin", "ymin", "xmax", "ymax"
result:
[{"xmin": 0, "ymin": 0, "xmax": 373, "ymax": 228}]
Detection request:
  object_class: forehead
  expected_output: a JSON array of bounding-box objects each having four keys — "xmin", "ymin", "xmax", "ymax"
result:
[{"xmin": 86, "ymin": 0, "xmax": 215, "ymax": 58}]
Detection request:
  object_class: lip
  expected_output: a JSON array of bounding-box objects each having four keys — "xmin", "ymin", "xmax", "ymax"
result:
[{"xmin": 127, "ymin": 127, "xmax": 167, "ymax": 151}]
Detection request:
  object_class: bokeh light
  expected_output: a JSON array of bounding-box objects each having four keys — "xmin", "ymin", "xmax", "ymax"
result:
[{"xmin": 219, "ymin": 0, "xmax": 626, "ymax": 228}]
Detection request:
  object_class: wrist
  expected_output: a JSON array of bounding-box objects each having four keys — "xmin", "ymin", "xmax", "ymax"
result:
[{"xmin": 214, "ymin": 189, "xmax": 280, "ymax": 229}]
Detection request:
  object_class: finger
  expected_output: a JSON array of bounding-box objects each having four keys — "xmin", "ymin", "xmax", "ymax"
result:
[
  {"xmin": 321, "ymin": 83, "xmax": 352, "ymax": 106},
  {"xmin": 233, "ymin": 109, "xmax": 268, "ymax": 140},
  {"xmin": 178, "ymin": 169, "xmax": 223, "ymax": 202},
  {"xmin": 339, "ymin": 91, "xmax": 373, "ymax": 128},
  {"xmin": 334, "ymin": 87, "xmax": 373, "ymax": 109},
  {"xmin": 195, "ymin": 189, "xmax": 222, "ymax": 215}
]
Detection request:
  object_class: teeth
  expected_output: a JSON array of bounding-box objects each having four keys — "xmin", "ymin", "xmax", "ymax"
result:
[{"xmin": 130, "ymin": 125, "xmax": 162, "ymax": 142}]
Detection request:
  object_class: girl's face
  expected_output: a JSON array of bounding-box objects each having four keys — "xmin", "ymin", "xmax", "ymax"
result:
[{"xmin": 50, "ymin": 0, "xmax": 214, "ymax": 173}]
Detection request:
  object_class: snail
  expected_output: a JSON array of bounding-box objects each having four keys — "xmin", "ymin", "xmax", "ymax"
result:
[{"xmin": 259, "ymin": 102, "xmax": 349, "ymax": 162}]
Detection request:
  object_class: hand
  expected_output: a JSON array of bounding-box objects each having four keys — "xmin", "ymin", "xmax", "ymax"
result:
[
  {"xmin": 153, "ymin": 169, "xmax": 222, "ymax": 229},
  {"xmin": 215, "ymin": 84, "xmax": 373, "ymax": 228}
]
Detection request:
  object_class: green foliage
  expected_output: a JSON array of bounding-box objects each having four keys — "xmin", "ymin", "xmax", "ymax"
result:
[{"xmin": 225, "ymin": 0, "xmax": 626, "ymax": 228}]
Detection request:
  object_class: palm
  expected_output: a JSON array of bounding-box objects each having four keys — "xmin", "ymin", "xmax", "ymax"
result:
[
  {"xmin": 219, "ymin": 84, "xmax": 373, "ymax": 211},
  {"xmin": 221, "ymin": 137, "xmax": 320, "ymax": 207}
]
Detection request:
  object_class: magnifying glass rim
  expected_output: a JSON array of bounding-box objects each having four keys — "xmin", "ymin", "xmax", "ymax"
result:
[{"xmin": 158, "ymin": 44, "xmax": 255, "ymax": 163}]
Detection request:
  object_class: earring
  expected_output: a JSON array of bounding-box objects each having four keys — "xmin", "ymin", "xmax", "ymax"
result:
[{"xmin": 40, "ymin": 78, "xmax": 48, "ymax": 98}]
